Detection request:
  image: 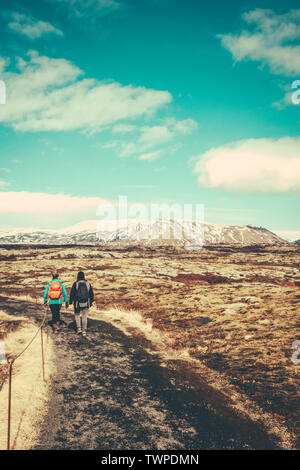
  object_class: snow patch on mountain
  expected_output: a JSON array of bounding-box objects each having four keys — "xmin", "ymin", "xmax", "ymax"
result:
[{"xmin": 0, "ymin": 219, "xmax": 288, "ymax": 246}]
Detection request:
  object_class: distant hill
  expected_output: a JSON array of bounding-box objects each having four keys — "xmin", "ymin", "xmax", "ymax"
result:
[
  {"xmin": 0, "ymin": 219, "xmax": 288, "ymax": 246},
  {"xmin": 294, "ymin": 239, "xmax": 300, "ymax": 244}
]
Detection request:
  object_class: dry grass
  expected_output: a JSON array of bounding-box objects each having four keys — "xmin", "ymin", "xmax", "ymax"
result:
[
  {"xmin": 0, "ymin": 310, "xmax": 26, "ymax": 340},
  {"xmin": 89, "ymin": 306, "xmax": 296, "ymax": 449},
  {"xmin": 0, "ymin": 244, "xmax": 299, "ymax": 442},
  {"xmin": 0, "ymin": 313, "xmax": 55, "ymax": 450}
]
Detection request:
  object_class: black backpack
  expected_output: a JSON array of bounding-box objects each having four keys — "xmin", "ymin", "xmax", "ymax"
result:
[{"xmin": 76, "ymin": 280, "xmax": 90, "ymax": 307}]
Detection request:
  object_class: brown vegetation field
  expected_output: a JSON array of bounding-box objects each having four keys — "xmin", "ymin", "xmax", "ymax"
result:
[{"xmin": 0, "ymin": 243, "xmax": 299, "ymax": 445}]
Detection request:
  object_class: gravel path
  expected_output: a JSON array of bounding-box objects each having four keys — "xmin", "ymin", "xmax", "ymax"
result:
[{"xmin": 34, "ymin": 315, "xmax": 279, "ymax": 450}]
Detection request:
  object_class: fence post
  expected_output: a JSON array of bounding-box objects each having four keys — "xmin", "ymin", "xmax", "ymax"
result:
[
  {"xmin": 46, "ymin": 308, "xmax": 48, "ymax": 343},
  {"xmin": 41, "ymin": 327, "xmax": 45, "ymax": 383},
  {"xmin": 7, "ymin": 361, "xmax": 14, "ymax": 450}
]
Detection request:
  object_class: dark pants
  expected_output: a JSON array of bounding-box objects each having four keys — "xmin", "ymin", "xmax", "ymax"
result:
[{"xmin": 50, "ymin": 304, "xmax": 61, "ymax": 324}]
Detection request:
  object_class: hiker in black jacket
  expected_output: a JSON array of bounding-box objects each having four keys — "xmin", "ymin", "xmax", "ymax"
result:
[{"xmin": 69, "ymin": 271, "xmax": 94, "ymax": 337}]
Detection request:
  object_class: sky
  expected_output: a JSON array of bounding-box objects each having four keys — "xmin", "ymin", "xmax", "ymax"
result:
[{"xmin": 0, "ymin": 0, "xmax": 299, "ymax": 237}]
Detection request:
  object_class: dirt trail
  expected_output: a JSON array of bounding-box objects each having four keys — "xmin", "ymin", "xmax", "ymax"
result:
[{"xmin": 33, "ymin": 313, "xmax": 281, "ymax": 450}]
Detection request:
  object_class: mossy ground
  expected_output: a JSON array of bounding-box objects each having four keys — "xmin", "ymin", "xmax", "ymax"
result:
[{"xmin": 0, "ymin": 244, "xmax": 299, "ymax": 441}]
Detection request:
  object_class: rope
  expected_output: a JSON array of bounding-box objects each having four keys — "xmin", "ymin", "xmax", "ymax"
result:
[
  {"xmin": 0, "ymin": 367, "xmax": 9, "ymax": 393},
  {"xmin": 0, "ymin": 307, "xmax": 47, "ymax": 389},
  {"xmin": 11, "ymin": 318, "xmax": 45, "ymax": 364}
]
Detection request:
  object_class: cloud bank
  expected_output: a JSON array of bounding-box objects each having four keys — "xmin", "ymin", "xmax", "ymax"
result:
[
  {"xmin": 193, "ymin": 136, "xmax": 300, "ymax": 194},
  {"xmin": 0, "ymin": 191, "xmax": 109, "ymax": 214},
  {"xmin": 0, "ymin": 51, "xmax": 172, "ymax": 133}
]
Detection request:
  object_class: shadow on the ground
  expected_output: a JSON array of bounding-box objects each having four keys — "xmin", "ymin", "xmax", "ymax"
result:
[{"xmin": 34, "ymin": 317, "xmax": 281, "ymax": 450}]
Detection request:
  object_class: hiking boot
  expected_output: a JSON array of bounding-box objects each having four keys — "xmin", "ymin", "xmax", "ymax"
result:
[
  {"xmin": 82, "ymin": 330, "xmax": 87, "ymax": 337},
  {"xmin": 77, "ymin": 327, "xmax": 82, "ymax": 335}
]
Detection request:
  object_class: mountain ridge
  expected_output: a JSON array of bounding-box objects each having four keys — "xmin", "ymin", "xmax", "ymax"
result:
[{"xmin": 0, "ymin": 219, "xmax": 288, "ymax": 246}]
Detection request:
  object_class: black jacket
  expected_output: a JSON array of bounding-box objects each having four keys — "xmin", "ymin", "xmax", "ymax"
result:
[{"xmin": 69, "ymin": 280, "xmax": 94, "ymax": 313}]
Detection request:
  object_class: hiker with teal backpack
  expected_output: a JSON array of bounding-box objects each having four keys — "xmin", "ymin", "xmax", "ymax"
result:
[
  {"xmin": 44, "ymin": 273, "xmax": 68, "ymax": 333},
  {"xmin": 69, "ymin": 271, "xmax": 94, "ymax": 337}
]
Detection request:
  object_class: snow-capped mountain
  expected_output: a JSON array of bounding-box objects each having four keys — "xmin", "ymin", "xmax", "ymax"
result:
[{"xmin": 0, "ymin": 219, "xmax": 287, "ymax": 246}]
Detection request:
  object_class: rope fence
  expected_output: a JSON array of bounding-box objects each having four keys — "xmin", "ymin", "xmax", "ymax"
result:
[{"xmin": 1, "ymin": 306, "xmax": 49, "ymax": 450}]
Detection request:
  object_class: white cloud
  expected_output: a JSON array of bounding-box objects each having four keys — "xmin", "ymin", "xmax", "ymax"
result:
[
  {"xmin": 272, "ymin": 83, "xmax": 296, "ymax": 109},
  {"xmin": 7, "ymin": 12, "xmax": 63, "ymax": 39},
  {"xmin": 119, "ymin": 141, "xmax": 141, "ymax": 157},
  {"xmin": 218, "ymin": 9, "xmax": 300, "ymax": 76},
  {"xmin": 0, "ymin": 51, "xmax": 172, "ymax": 132},
  {"xmin": 165, "ymin": 117, "xmax": 198, "ymax": 134},
  {"xmin": 112, "ymin": 123, "xmax": 136, "ymax": 133},
  {"xmin": 119, "ymin": 118, "xmax": 197, "ymax": 157},
  {"xmin": 193, "ymin": 136, "xmax": 300, "ymax": 194},
  {"xmin": 0, "ymin": 57, "xmax": 9, "ymax": 73},
  {"xmin": 139, "ymin": 125, "xmax": 173, "ymax": 146},
  {"xmin": 138, "ymin": 150, "xmax": 163, "ymax": 161},
  {"xmin": 0, "ymin": 191, "xmax": 109, "ymax": 214},
  {"xmin": 119, "ymin": 125, "xmax": 172, "ymax": 157}
]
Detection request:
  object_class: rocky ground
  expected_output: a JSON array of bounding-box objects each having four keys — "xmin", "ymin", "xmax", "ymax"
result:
[{"xmin": 0, "ymin": 243, "xmax": 299, "ymax": 447}]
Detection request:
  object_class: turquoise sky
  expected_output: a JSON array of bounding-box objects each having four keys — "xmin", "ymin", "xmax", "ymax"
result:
[{"xmin": 0, "ymin": 0, "xmax": 299, "ymax": 233}]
